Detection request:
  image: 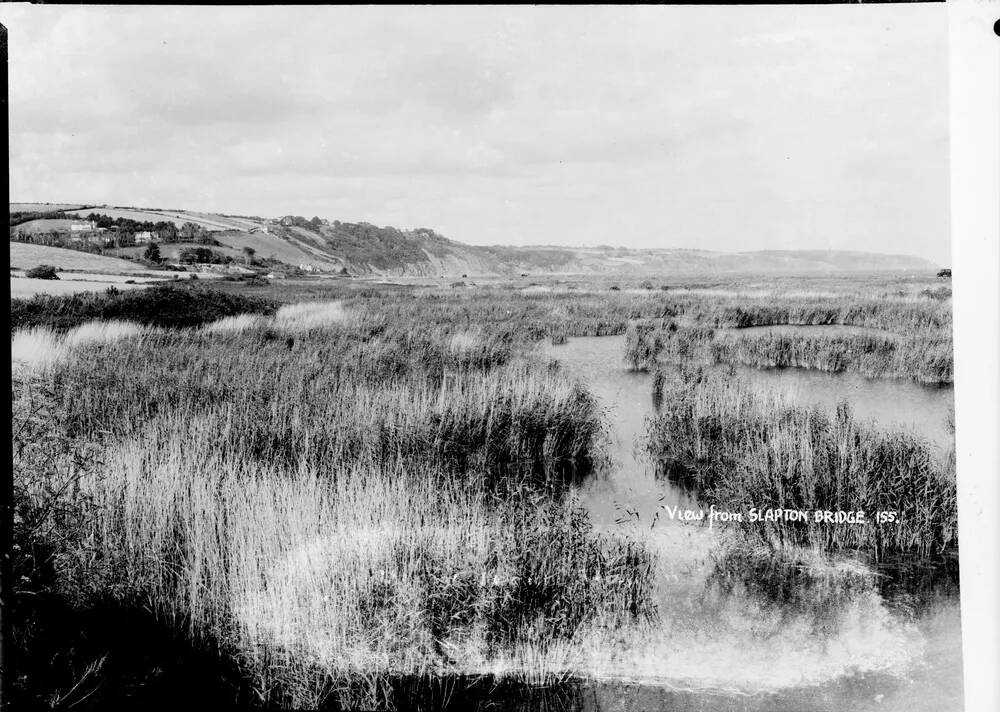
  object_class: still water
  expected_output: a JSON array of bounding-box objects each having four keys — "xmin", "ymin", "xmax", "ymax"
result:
[{"xmin": 528, "ymin": 334, "xmax": 962, "ymax": 712}]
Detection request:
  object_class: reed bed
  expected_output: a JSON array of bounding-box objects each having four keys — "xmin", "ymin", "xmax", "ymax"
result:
[
  {"xmin": 10, "ymin": 283, "xmax": 277, "ymax": 331},
  {"xmin": 10, "ymin": 277, "xmax": 956, "ymax": 707},
  {"xmin": 11, "ymin": 312, "xmax": 656, "ymax": 708},
  {"xmin": 710, "ymin": 331, "xmax": 953, "ymax": 384},
  {"xmin": 84, "ymin": 437, "xmax": 655, "ymax": 708},
  {"xmin": 646, "ymin": 368, "xmax": 957, "ymax": 558},
  {"xmin": 43, "ymin": 325, "xmax": 596, "ymax": 486}
]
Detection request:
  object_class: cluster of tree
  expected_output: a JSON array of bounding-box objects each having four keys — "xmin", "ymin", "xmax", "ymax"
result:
[
  {"xmin": 10, "ymin": 231, "xmax": 106, "ymax": 252},
  {"xmin": 283, "ymin": 215, "xmax": 325, "ymax": 232},
  {"xmin": 317, "ymin": 221, "xmax": 454, "ymax": 269},
  {"xmin": 86, "ymin": 213, "xmax": 215, "ymax": 245},
  {"xmin": 177, "ymin": 247, "xmax": 233, "ymax": 265}
]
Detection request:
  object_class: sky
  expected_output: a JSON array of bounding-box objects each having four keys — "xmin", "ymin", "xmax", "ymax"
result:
[{"xmin": 3, "ymin": 5, "xmax": 950, "ymax": 262}]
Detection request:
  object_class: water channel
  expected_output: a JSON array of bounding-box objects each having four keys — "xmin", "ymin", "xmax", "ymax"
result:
[{"xmin": 530, "ymin": 334, "xmax": 962, "ymax": 712}]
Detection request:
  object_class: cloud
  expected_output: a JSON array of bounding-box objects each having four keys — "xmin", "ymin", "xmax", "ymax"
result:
[{"xmin": 3, "ymin": 4, "xmax": 950, "ymax": 262}]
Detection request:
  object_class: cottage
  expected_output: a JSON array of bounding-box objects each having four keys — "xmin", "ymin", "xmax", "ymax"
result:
[
  {"xmin": 69, "ymin": 221, "xmax": 95, "ymax": 232},
  {"xmin": 134, "ymin": 231, "xmax": 157, "ymax": 244}
]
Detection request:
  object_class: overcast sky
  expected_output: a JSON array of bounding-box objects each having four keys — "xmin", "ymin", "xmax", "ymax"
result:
[{"xmin": 4, "ymin": 5, "xmax": 949, "ymax": 262}]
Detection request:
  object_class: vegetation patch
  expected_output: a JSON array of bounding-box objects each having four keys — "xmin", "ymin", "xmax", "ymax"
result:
[
  {"xmin": 646, "ymin": 367, "xmax": 957, "ymax": 558},
  {"xmin": 10, "ymin": 284, "xmax": 278, "ymax": 331}
]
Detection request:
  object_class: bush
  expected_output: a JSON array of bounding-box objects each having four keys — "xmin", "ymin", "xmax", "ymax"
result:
[
  {"xmin": 10, "ymin": 284, "xmax": 278, "ymax": 331},
  {"xmin": 26, "ymin": 264, "xmax": 59, "ymax": 280}
]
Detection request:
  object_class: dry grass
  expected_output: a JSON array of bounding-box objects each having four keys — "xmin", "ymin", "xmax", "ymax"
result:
[
  {"xmin": 273, "ymin": 300, "xmax": 353, "ymax": 330},
  {"xmin": 12, "ymin": 321, "xmax": 149, "ymax": 370}
]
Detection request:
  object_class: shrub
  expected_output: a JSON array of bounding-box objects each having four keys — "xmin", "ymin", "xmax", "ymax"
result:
[{"xmin": 26, "ymin": 264, "xmax": 59, "ymax": 280}]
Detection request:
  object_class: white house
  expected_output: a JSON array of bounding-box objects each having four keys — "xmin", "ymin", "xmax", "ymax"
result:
[
  {"xmin": 134, "ymin": 231, "xmax": 156, "ymax": 244},
  {"xmin": 70, "ymin": 221, "xmax": 95, "ymax": 232}
]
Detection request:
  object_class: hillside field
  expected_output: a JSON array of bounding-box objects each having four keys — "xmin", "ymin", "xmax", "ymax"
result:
[
  {"xmin": 10, "ymin": 242, "xmax": 148, "ymax": 273},
  {"xmin": 63, "ymin": 208, "xmax": 258, "ymax": 232}
]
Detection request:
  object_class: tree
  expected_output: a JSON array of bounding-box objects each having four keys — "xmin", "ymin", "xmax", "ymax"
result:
[
  {"xmin": 178, "ymin": 222, "xmax": 203, "ymax": 241},
  {"xmin": 242, "ymin": 246, "xmax": 256, "ymax": 266},
  {"xmin": 179, "ymin": 247, "xmax": 215, "ymax": 264},
  {"xmin": 144, "ymin": 243, "xmax": 161, "ymax": 262}
]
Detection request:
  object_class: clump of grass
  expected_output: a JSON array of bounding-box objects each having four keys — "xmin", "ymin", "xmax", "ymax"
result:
[
  {"xmin": 710, "ymin": 331, "xmax": 953, "ymax": 384},
  {"xmin": 274, "ymin": 300, "xmax": 353, "ymax": 330},
  {"xmin": 646, "ymin": 369, "xmax": 957, "ymax": 558},
  {"xmin": 12, "ymin": 320, "xmax": 149, "ymax": 371},
  {"xmin": 623, "ymin": 323, "xmax": 663, "ymax": 371},
  {"xmin": 704, "ymin": 541, "xmax": 878, "ymax": 636},
  {"xmin": 658, "ymin": 323, "xmax": 716, "ymax": 363},
  {"xmin": 200, "ymin": 313, "xmax": 267, "ymax": 334}
]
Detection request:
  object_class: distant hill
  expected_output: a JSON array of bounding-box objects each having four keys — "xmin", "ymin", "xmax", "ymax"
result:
[{"xmin": 10, "ymin": 203, "xmax": 938, "ymax": 277}]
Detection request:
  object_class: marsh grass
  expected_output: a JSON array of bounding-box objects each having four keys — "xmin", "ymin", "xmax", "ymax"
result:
[
  {"xmin": 623, "ymin": 323, "xmax": 663, "ymax": 371},
  {"xmin": 647, "ymin": 368, "xmax": 957, "ymax": 558},
  {"xmin": 710, "ymin": 331, "xmax": 953, "ymax": 384},
  {"xmin": 61, "ymin": 408, "xmax": 654, "ymax": 707},
  {"xmin": 12, "ymin": 320, "xmax": 151, "ymax": 370},
  {"xmin": 10, "ymin": 283, "xmax": 277, "ymax": 331},
  {"xmin": 703, "ymin": 541, "xmax": 878, "ymax": 637},
  {"xmin": 11, "ymin": 277, "xmax": 957, "ymax": 707},
  {"xmin": 13, "ymin": 312, "xmax": 656, "ymax": 708}
]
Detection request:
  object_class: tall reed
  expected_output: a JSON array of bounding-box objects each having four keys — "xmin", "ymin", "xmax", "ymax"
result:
[{"xmin": 646, "ymin": 368, "xmax": 957, "ymax": 558}]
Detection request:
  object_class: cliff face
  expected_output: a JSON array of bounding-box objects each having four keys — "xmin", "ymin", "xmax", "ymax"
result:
[
  {"xmin": 262, "ymin": 218, "xmax": 937, "ymax": 276},
  {"xmin": 356, "ymin": 245, "xmax": 937, "ymax": 278}
]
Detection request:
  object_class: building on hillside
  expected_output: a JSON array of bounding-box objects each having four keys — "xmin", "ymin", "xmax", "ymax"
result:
[
  {"xmin": 70, "ymin": 221, "xmax": 96, "ymax": 232},
  {"xmin": 134, "ymin": 231, "xmax": 157, "ymax": 244}
]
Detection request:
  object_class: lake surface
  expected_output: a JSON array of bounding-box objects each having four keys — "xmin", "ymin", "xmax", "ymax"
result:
[{"xmin": 532, "ymin": 334, "xmax": 962, "ymax": 712}]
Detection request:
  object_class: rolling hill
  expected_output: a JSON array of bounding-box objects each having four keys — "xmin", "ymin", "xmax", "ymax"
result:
[{"xmin": 10, "ymin": 203, "xmax": 939, "ymax": 277}]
